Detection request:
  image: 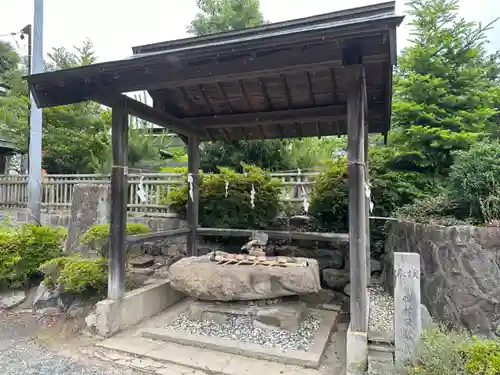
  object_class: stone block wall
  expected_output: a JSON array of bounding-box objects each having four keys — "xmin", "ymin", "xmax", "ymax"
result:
[{"xmin": 382, "ymin": 220, "xmax": 500, "ymax": 338}]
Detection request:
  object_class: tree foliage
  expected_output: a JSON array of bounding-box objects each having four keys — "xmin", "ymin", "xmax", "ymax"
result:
[
  {"xmin": 389, "ymin": 0, "xmax": 500, "ymax": 175},
  {"xmin": 188, "ymin": 0, "xmax": 266, "ymax": 36}
]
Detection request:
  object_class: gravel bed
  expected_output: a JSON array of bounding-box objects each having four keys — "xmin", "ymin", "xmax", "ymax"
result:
[
  {"xmin": 166, "ymin": 313, "xmax": 321, "ymax": 351},
  {"xmin": 368, "ymin": 284, "xmax": 394, "ymax": 334}
]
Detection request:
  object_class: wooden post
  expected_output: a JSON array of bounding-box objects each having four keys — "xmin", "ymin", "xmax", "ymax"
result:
[
  {"xmin": 108, "ymin": 104, "xmax": 128, "ymax": 300},
  {"xmin": 347, "ymin": 65, "xmax": 368, "ymax": 332},
  {"xmin": 364, "ymin": 119, "xmax": 371, "ymax": 282},
  {"xmin": 394, "ymin": 252, "xmax": 422, "ymax": 365},
  {"xmin": 186, "ymin": 135, "xmax": 200, "ymax": 257}
]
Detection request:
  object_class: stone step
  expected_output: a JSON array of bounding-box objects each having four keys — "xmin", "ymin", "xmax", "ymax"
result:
[{"xmin": 96, "ymin": 335, "xmax": 327, "ymax": 375}]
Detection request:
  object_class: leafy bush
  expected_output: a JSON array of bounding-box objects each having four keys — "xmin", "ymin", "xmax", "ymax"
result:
[
  {"xmin": 464, "ymin": 337, "xmax": 500, "ymax": 375},
  {"xmin": 405, "ymin": 328, "xmax": 500, "ymax": 375},
  {"xmin": 308, "ymin": 149, "xmax": 446, "ymax": 258},
  {"xmin": 80, "ymin": 223, "xmax": 151, "ymax": 257},
  {"xmin": 449, "ymin": 140, "xmax": 500, "ymax": 223},
  {"xmin": 396, "ymin": 194, "xmax": 460, "ymax": 224},
  {"xmin": 0, "ymin": 224, "xmax": 66, "ymax": 288},
  {"xmin": 166, "ymin": 165, "xmax": 282, "ymax": 229},
  {"xmin": 40, "ymin": 256, "xmax": 108, "ymax": 297}
]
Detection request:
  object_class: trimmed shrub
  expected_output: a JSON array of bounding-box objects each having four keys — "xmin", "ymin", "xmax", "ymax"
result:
[
  {"xmin": 450, "ymin": 140, "xmax": 500, "ymax": 223},
  {"xmin": 166, "ymin": 165, "xmax": 282, "ymax": 229},
  {"xmin": 0, "ymin": 224, "xmax": 66, "ymax": 288},
  {"xmin": 79, "ymin": 223, "xmax": 151, "ymax": 257},
  {"xmin": 40, "ymin": 255, "xmax": 138, "ymax": 298},
  {"xmin": 405, "ymin": 328, "xmax": 500, "ymax": 375},
  {"xmin": 40, "ymin": 256, "xmax": 107, "ymax": 298}
]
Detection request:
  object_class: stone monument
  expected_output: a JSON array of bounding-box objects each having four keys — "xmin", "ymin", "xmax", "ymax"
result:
[{"xmin": 167, "ymin": 231, "xmax": 322, "ymax": 332}]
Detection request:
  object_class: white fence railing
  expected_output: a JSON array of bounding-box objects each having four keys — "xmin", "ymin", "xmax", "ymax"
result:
[{"xmin": 0, "ymin": 172, "xmax": 318, "ymax": 214}]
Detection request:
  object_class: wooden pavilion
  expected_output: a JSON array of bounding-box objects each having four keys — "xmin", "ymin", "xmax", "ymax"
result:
[{"xmin": 26, "ymin": 0, "xmax": 403, "ymax": 366}]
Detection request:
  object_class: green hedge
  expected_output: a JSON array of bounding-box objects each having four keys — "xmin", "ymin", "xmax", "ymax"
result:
[
  {"xmin": 0, "ymin": 224, "xmax": 67, "ymax": 288},
  {"xmin": 166, "ymin": 165, "xmax": 282, "ymax": 229}
]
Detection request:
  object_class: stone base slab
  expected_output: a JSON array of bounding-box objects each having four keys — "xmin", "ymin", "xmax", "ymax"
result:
[
  {"xmin": 141, "ymin": 299, "xmax": 338, "ymax": 369},
  {"xmin": 189, "ymin": 300, "xmax": 306, "ymax": 331}
]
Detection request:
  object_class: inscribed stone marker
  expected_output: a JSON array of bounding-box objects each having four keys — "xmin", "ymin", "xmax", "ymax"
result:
[{"xmin": 394, "ymin": 252, "xmax": 421, "ymax": 366}]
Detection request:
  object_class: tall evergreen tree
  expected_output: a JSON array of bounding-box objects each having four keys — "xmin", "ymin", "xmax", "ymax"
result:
[{"xmin": 389, "ymin": 0, "xmax": 500, "ymax": 175}]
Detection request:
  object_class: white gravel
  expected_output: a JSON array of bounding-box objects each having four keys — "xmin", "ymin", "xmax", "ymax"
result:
[
  {"xmin": 165, "ymin": 313, "xmax": 320, "ymax": 351},
  {"xmin": 368, "ymin": 284, "xmax": 394, "ymax": 334}
]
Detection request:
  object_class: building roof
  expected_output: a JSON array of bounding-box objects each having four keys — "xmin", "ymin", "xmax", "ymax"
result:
[{"xmin": 26, "ymin": 1, "xmax": 403, "ymax": 141}]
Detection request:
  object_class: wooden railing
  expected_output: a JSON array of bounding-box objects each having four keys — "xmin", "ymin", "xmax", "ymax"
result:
[{"xmin": 0, "ymin": 172, "xmax": 318, "ymax": 214}]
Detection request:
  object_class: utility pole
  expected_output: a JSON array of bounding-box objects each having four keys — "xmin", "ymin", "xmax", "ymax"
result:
[{"xmin": 27, "ymin": 0, "xmax": 44, "ymax": 223}]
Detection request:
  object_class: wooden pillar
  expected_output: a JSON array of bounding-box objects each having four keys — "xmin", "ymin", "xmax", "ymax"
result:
[
  {"xmin": 364, "ymin": 120, "xmax": 371, "ymax": 282},
  {"xmin": 108, "ymin": 104, "xmax": 128, "ymax": 300},
  {"xmin": 347, "ymin": 65, "xmax": 368, "ymax": 332},
  {"xmin": 186, "ymin": 135, "xmax": 200, "ymax": 257}
]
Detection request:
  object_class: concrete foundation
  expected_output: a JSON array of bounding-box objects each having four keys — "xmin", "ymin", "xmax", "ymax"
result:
[
  {"xmin": 346, "ymin": 324, "xmax": 368, "ymax": 375},
  {"xmin": 86, "ymin": 280, "xmax": 185, "ymax": 337},
  {"xmin": 140, "ymin": 299, "xmax": 338, "ymax": 369}
]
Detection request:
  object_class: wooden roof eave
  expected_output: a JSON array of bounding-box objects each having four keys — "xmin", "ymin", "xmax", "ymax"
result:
[{"xmin": 25, "ymin": 10, "xmax": 403, "ymax": 109}]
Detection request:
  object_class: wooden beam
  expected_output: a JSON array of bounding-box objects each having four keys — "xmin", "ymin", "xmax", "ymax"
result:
[
  {"xmin": 189, "ymin": 105, "xmax": 346, "ymax": 128},
  {"xmin": 33, "ymin": 46, "xmax": 388, "ymax": 108},
  {"xmin": 97, "ymin": 95, "xmax": 203, "ymax": 137},
  {"xmin": 108, "ymin": 103, "xmax": 128, "ymax": 300},
  {"xmin": 187, "ymin": 136, "xmax": 200, "ymax": 256},
  {"xmin": 126, "ymin": 228, "xmax": 190, "ymax": 243},
  {"xmin": 347, "ymin": 64, "xmax": 368, "ymax": 332},
  {"xmin": 198, "ymin": 227, "xmax": 349, "ymax": 243}
]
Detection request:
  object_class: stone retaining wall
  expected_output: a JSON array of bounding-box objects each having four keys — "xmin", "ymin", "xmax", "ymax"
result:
[{"xmin": 381, "ymin": 220, "xmax": 500, "ymax": 338}]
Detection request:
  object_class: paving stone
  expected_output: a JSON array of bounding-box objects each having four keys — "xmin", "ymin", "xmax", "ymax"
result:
[
  {"xmin": 0, "ymin": 290, "xmax": 26, "ymax": 309},
  {"xmin": 130, "ymin": 256, "xmax": 155, "ymax": 268}
]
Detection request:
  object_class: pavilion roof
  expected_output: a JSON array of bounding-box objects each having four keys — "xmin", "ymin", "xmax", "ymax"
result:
[{"xmin": 26, "ymin": 1, "xmax": 403, "ymax": 141}]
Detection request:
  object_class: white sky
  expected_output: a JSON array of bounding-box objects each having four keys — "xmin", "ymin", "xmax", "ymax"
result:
[{"xmin": 1, "ymin": 0, "xmax": 499, "ymax": 63}]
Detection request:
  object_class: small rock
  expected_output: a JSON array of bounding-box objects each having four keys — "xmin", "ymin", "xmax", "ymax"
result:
[
  {"xmin": 37, "ymin": 307, "xmax": 61, "ymax": 316},
  {"xmin": 131, "ymin": 267, "xmax": 155, "ymax": 276},
  {"xmin": 322, "ymin": 269, "xmax": 350, "ymax": 291},
  {"xmin": 153, "ymin": 266, "xmax": 171, "ymax": 278},
  {"xmin": 344, "ymin": 283, "xmax": 351, "ymax": 296},
  {"xmin": 421, "ymin": 304, "xmax": 435, "ymax": 329},
  {"xmin": 299, "ymin": 289, "xmax": 336, "ymax": 306},
  {"xmin": 330, "ymin": 249, "xmax": 345, "ymax": 269},
  {"xmin": 371, "ymin": 260, "xmax": 382, "ymax": 276},
  {"xmin": 321, "ymin": 303, "xmax": 342, "ymax": 312},
  {"xmin": 0, "ymin": 290, "xmax": 26, "ymax": 309},
  {"xmin": 85, "ymin": 312, "xmax": 97, "ymax": 329},
  {"xmin": 129, "ymin": 256, "xmax": 155, "ymax": 268},
  {"xmin": 33, "ymin": 284, "xmax": 61, "ymax": 310},
  {"xmin": 66, "ymin": 300, "xmax": 90, "ymax": 319}
]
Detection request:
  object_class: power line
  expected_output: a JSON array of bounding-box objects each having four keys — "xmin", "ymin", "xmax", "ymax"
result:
[{"xmin": 0, "ymin": 31, "xmax": 21, "ymax": 38}]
